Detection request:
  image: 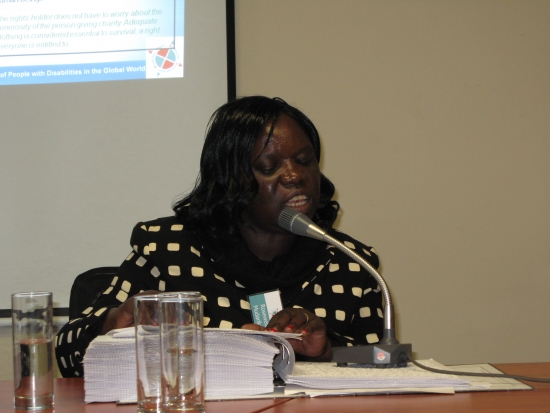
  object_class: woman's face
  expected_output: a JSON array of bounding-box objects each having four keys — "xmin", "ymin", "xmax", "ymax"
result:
[{"xmin": 242, "ymin": 113, "xmax": 321, "ymax": 235}]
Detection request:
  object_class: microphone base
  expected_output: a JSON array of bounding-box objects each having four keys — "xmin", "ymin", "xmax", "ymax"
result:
[{"xmin": 332, "ymin": 343, "xmax": 412, "ymax": 368}]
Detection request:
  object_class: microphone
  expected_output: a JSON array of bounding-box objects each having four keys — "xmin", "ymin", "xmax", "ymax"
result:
[{"xmin": 278, "ymin": 207, "xmax": 412, "ymax": 368}]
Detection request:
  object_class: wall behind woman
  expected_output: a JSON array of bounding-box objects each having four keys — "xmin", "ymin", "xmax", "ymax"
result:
[{"xmin": 234, "ymin": 0, "xmax": 550, "ymax": 364}]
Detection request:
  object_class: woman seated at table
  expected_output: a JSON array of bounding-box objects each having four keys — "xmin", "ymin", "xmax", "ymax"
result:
[{"xmin": 55, "ymin": 96, "xmax": 383, "ymax": 378}]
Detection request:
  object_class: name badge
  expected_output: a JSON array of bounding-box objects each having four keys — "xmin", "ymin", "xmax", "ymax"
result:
[{"xmin": 248, "ymin": 290, "xmax": 283, "ymax": 327}]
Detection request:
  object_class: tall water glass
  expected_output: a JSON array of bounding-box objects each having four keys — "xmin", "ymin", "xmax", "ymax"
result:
[
  {"xmin": 135, "ymin": 295, "xmax": 162, "ymax": 413},
  {"xmin": 12, "ymin": 292, "xmax": 54, "ymax": 410},
  {"xmin": 159, "ymin": 292, "xmax": 204, "ymax": 413}
]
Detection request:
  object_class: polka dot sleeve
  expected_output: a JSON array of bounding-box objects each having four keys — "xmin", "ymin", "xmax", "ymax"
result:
[{"xmin": 54, "ymin": 222, "xmax": 158, "ymax": 377}]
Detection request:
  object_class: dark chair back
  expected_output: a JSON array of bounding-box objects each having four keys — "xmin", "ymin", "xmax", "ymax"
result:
[{"xmin": 69, "ymin": 267, "xmax": 118, "ymax": 320}]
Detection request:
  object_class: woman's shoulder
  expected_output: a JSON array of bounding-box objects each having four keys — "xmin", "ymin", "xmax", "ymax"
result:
[
  {"xmin": 129, "ymin": 215, "xmax": 196, "ymax": 244},
  {"xmin": 134, "ymin": 215, "xmax": 185, "ymax": 230},
  {"xmin": 327, "ymin": 228, "xmax": 379, "ymax": 268},
  {"xmin": 328, "ymin": 228, "xmax": 377, "ymax": 254}
]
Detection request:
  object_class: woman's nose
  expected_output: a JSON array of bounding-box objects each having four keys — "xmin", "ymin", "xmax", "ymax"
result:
[{"xmin": 280, "ymin": 161, "xmax": 303, "ymax": 186}]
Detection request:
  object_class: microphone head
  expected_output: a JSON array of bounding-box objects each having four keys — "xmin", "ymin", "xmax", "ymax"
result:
[
  {"xmin": 278, "ymin": 207, "xmax": 301, "ymax": 233},
  {"xmin": 278, "ymin": 207, "xmax": 322, "ymax": 238}
]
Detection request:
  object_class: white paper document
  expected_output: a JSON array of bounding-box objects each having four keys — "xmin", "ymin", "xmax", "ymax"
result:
[
  {"xmin": 281, "ymin": 359, "xmax": 471, "ymax": 390},
  {"xmin": 443, "ymin": 363, "xmax": 532, "ymax": 392}
]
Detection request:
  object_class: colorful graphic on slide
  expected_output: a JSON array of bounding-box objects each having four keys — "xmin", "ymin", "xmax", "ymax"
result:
[
  {"xmin": 154, "ymin": 46, "xmax": 178, "ymax": 71},
  {"xmin": 146, "ymin": 39, "xmax": 184, "ymax": 78},
  {"xmin": 0, "ymin": 0, "xmax": 185, "ymax": 85}
]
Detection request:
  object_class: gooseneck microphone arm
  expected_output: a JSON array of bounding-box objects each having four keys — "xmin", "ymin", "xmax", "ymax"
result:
[
  {"xmin": 278, "ymin": 207, "xmax": 411, "ymax": 367},
  {"xmin": 278, "ymin": 208, "xmax": 395, "ymax": 341}
]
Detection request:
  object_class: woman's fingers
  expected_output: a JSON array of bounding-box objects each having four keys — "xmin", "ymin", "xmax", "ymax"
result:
[
  {"xmin": 100, "ymin": 290, "xmax": 160, "ymax": 334},
  {"xmin": 266, "ymin": 308, "xmax": 320, "ymax": 334},
  {"xmin": 241, "ymin": 308, "xmax": 331, "ymax": 360}
]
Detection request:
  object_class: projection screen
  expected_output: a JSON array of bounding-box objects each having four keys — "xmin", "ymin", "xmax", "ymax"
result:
[{"xmin": 0, "ymin": 0, "xmax": 235, "ymax": 311}]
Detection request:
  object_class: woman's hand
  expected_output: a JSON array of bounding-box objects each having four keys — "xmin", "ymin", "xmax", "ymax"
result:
[
  {"xmin": 100, "ymin": 290, "xmax": 159, "ymax": 335},
  {"xmin": 243, "ymin": 308, "xmax": 332, "ymax": 361}
]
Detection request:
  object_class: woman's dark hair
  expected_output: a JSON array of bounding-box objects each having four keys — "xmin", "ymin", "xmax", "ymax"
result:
[{"xmin": 172, "ymin": 96, "xmax": 339, "ymax": 237}]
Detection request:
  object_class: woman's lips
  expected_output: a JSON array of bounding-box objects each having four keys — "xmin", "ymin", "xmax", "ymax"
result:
[{"xmin": 285, "ymin": 195, "xmax": 309, "ymax": 208}]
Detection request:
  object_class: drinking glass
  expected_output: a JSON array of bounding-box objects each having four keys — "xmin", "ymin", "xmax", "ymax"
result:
[
  {"xmin": 159, "ymin": 292, "xmax": 204, "ymax": 413},
  {"xmin": 12, "ymin": 292, "xmax": 54, "ymax": 410},
  {"xmin": 135, "ymin": 294, "xmax": 162, "ymax": 413}
]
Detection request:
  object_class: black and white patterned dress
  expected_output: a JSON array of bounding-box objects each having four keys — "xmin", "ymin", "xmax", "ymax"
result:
[{"xmin": 55, "ymin": 216, "xmax": 383, "ymax": 377}]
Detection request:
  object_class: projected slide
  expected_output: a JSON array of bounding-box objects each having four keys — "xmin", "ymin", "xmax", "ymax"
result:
[{"xmin": 0, "ymin": 0, "xmax": 184, "ymax": 85}]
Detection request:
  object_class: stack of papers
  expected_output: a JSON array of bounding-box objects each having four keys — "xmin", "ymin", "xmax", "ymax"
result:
[
  {"xmin": 83, "ymin": 329, "xmax": 136, "ymax": 402},
  {"xmin": 203, "ymin": 329, "xmax": 295, "ymax": 398},
  {"xmin": 83, "ymin": 327, "xmax": 298, "ymax": 402}
]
